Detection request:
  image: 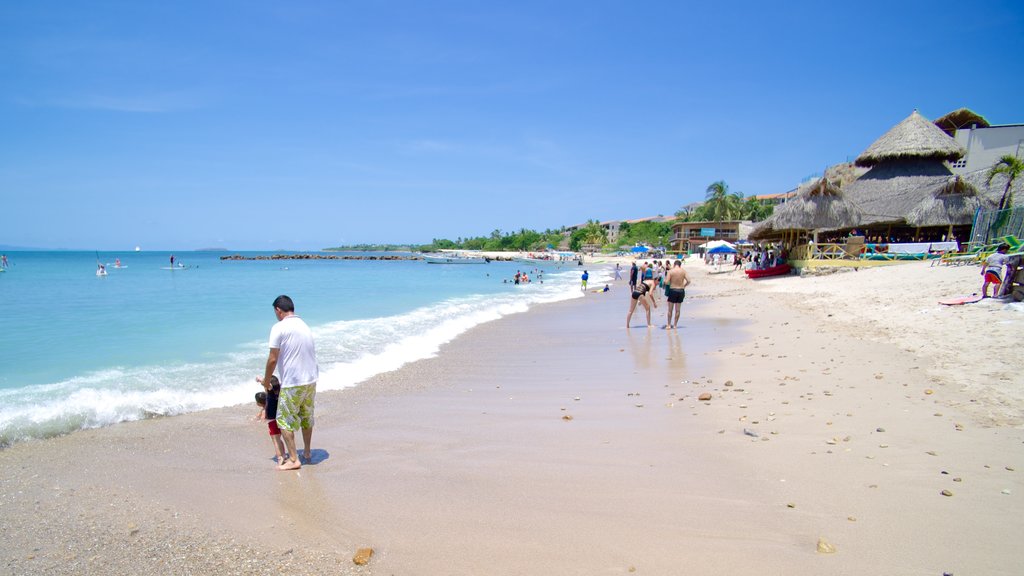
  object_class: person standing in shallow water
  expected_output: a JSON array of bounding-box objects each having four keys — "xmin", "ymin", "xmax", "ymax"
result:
[
  {"xmin": 263, "ymin": 295, "xmax": 319, "ymax": 471},
  {"xmin": 664, "ymin": 260, "xmax": 691, "ymax": 329}
]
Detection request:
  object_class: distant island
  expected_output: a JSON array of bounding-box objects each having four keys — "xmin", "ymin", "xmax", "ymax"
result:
[{"xmin": 323, "ymin": 244, "xmax": 421, "ymax": 252}]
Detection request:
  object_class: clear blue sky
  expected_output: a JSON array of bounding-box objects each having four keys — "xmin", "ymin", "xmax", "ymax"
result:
[{"xmin": 2, "ymin": 0, "xmax": 1022, "ymax": 250}]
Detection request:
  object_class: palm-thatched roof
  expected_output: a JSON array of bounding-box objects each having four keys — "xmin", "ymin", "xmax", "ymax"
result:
[
  {"xmin": 775, "ymin": 178, "xmax": 863, "ymax": 230},
  {"xmin": 934, "ymin": 108, "xmax": 990, "ymax": 136},
  {"xmin": 749, "ymin": 178, "xmax": 863, "ymax": 240},
  {"xmin": 904, "ymin": 175, "xmax": 981, "ymax": 227},
  {"xmin": 844, "ymin": 158, "xmax": 953, "ymax": 225},
  {"xmin": 855, "ymin": 110, "xmax": 966, "ymax": 168}
]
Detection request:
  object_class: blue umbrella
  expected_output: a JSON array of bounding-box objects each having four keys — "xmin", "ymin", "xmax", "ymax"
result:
[
  {"xmin": 707, "ymin": 244, "xmax": 737, "ymax": 254},
  {"xmin": 631, "ymin": 246, "xmax": 650, "ymax": 253}
]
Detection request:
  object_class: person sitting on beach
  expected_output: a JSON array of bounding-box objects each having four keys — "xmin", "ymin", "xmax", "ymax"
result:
[
  {"xmin": 982, "ymin": 244, "xmax": 1011, "ymax": 298},
  {"xmin": 626, "ymin": 276, "xmax": 656, "ymax": 328},
  {"xmin": 254, "ymin": 376, "xmax": 287, "ymax": 465}
]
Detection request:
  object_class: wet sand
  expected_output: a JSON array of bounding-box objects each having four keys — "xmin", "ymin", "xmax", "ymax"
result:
[{"xmin": 2, "ymin": 260, "xmax": 1022, "ymax": 575}]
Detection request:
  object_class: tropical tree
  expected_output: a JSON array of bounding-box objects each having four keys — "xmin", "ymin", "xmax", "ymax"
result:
[
  {"xmin": 740, "ymin": 196, "xmax": 773, "ymax": 221},
  {"xmin": 674, "ymin": 206, "xmax": 694, "ymax": 221},
  {"xmin": 702, "ymin": 180, "xmax": 745, "ymax": 221},
  {"xmin": 987, "ymin": 154, "xmax": 1024, "ymax": 211},
  {"xmin": 569, "ymin": 220, "xmax": 607, "ymax": 251}
]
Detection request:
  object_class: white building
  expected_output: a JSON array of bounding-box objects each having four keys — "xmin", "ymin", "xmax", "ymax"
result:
[
  {"xmin": 948, "ymin": 124, "xmax": 1024, "ymax": 174},
  {"xmin": 934, "ymin": 109, "xmax": 1024, "ymax": 174}
]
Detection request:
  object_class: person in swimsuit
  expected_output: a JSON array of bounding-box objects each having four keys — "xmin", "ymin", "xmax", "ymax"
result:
[
  {"xmin": 664, "ymin": 260, "xmax": 691, "ymax": 329},
  {"xmin": 626, "ymin": 277, "xmax": 655, "ymax": 328}
]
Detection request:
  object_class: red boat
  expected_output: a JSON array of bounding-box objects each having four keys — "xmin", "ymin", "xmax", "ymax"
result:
[{"xmin": 745, "ymin": 263, "xmax": 791, "ymax": 279}]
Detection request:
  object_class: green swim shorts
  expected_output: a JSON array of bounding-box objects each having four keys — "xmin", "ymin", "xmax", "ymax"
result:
[{"xmin": 276, "ymin": 383, "xmax": 316, "ymax": 432}]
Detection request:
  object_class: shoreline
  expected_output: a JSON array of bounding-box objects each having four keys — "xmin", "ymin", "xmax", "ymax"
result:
[{"xmin": 2, "ymin": 260, "xmax": 1022, "ymax": 574}]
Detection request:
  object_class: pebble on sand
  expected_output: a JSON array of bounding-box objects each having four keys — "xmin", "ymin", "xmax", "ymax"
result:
[
  {"xmin": 698, "ymin": 393, "xmax": 712, "ymax": 401},
  {"xmin": 941, "ymin": 490, "xmax": 954, "ymax": 497},
  {"xmin": 353, "ymin": 548, "xmax": 374, "ymax": 565},
  {"xmin": 816, "ymin": 537, "xmax": 837, "ymax": 554}
]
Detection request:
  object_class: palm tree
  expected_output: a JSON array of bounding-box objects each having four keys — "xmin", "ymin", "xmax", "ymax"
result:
[
  {"xmin": 703, "ymin": 180, "xmax": 745, "ymax": 221},
  {"xmin": 987, "ymin": 154, "xmax": 1024, "ymax": 211}
]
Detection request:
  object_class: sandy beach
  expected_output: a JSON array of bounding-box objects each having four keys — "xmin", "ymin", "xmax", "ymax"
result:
[{"xmin": 2, "ymin": 258, "xmax": 1022, "ymax": 575}]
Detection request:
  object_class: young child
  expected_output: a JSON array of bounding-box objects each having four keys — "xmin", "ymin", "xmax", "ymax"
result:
[{"xmin": 254, "ymin": 375, "xmax": 287, "ymax": 465}]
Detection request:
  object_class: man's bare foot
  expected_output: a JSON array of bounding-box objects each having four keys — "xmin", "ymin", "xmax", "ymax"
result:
[
  {"xmin": 303, "ymin": 451, "xmax": 312, "ymax": 463},
  {"xmin": 276, "ymin": 459, "xmax": 301, "ymax": 471}
]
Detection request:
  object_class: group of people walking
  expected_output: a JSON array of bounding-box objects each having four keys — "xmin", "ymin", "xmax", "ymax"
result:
[{"xmin": 624, "ymin": 259, "xmax": 691, "ymax": 329}]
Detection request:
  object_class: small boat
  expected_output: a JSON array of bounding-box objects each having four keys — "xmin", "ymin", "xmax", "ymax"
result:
[
  {"xmin": 96, "ymin": 269, "xmax": 108, "ymax": 277},
  {"xmin": 745, "ymin": 263, "xmax": 791, "ymax": 279}
]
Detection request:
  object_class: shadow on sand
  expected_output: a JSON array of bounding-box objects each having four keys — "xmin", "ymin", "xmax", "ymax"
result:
[{"xmin": 304, "ymin": 449, "xmax": 329, "ymax": 465}]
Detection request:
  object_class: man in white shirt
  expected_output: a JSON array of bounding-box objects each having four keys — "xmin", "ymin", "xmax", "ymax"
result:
[{"xmin": 262, "ymin": 295, "xmax": 319, "ymax": 471}]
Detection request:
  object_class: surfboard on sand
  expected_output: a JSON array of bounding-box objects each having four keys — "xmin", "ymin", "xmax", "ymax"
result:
[{"xmin": 938, "ymin": 294, "xmax": 983, "ymax": 306}]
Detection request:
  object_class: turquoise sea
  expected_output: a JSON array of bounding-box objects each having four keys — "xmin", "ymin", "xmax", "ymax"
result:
[{"xmin": 0, "ymin": 251, "xmax": 603, "ymax": 446}]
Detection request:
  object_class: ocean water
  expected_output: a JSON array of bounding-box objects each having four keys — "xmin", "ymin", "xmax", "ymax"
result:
[{"xmin": 0, "ymin": 251, "xmax": 604, "ymax": 446}]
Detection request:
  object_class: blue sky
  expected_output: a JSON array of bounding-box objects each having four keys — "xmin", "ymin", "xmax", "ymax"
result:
[{"xmin": 2, "ymin": 0, "xmax": 1022, "ymax": 250}]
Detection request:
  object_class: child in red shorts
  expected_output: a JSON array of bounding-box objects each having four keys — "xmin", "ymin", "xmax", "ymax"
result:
[{"xmin": 255, "ymin": 376, "xmax": 287, "ymax": 465}]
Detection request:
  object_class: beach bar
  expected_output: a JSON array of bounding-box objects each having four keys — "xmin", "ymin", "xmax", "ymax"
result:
[{"xmin": 750, "ymin": 109, "xmax": 1024, "ymax": 268}]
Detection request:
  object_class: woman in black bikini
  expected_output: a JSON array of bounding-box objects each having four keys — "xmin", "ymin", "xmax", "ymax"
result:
[{"xmin": 626, "ymin": 277, "xmax": 655, "ymax": 328}]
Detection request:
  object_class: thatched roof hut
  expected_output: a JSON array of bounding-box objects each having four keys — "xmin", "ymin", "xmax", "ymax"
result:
[
  {"xmin": 749, "ymin": 178, "xmax": 863, "ymax": 240},
  {"xmin": 772, "ymin": 178, "xmax": 862, "ymax": 230},
  {"xmin": 905, "ymin": 175, "xmax": 982, "ymax": 228},
  {"xmin": 934, "ymin": 108, "xmax": 990, "ymax": 136},
  {"xmin": 751, "ymin": 110, "xmax": 1021, "ymax": 244},
  {"xmin": 855, "ymin": 110, "xmax": 966, "ymax": 167}
]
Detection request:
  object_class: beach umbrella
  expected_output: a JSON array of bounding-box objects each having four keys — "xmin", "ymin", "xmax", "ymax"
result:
[{"xmin": 631, "ymin": 246, "xmax": 650, "ymax": 253}]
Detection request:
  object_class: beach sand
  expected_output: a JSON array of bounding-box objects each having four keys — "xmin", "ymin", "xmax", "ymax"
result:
[{"xmin": 2, "ymin": 259, "xmax": 1022, "ymax": 575}]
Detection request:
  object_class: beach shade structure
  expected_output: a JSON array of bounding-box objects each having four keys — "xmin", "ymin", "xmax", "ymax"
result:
[
  {"xmin": 933, "ymin": 108, "xmax": 990, "ymax": 137},
  {"xmin": 631, "ymin": 245, "xmax": 650, "ymax": 253},
  {"xmin": 702, "ymin": 240, "xmax": 737, "ymax": 251},
  {"xmin": 855, "ymin": 110, "xmax": 966, "ymax": 168},
  {"xmin": 905, "ymin": 175, "xmax": 982, "ymax": 228},
  {"xmin": 764, "ymin": 177, "xmax": 864, "ymax": 233},
  {"xmin": 707, "ymin": 244, "xmax": 738, "ymax": 254}
]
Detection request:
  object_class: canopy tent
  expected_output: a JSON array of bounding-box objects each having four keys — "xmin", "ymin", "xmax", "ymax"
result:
[
  {"xmin": 699, "ymin": 240, "xmax": 736, "ymax": 251},
  {"xmin": 707, "ymin": 244, "xmax": 738, "ymax": 254},
  {"xmin": 630, "ymin": 245, "xmax": 650, "ymax": 253}
]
